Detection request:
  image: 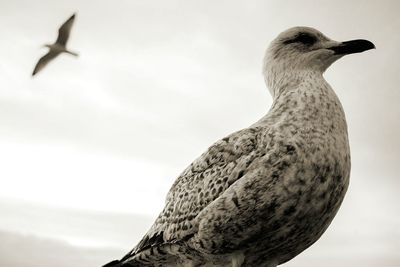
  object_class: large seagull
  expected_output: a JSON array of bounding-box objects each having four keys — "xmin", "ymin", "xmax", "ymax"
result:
[
  {"xmin": 32, "ymin": 13, "xmax": 78, "ymax": 76},
  {"xmin": 104, "ymin": 27, "xmax": 375, "ymax": 267}
]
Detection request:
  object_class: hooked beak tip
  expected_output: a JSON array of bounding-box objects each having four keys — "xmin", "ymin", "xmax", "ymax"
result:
[{"xmin": 329, "ymin": 39, "xmax": 375, "ymax": 55}]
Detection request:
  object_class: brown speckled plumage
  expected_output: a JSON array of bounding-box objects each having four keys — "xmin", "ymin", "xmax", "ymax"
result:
[{"xmin": 104, "ymin": 27, "xmax": 374, "ymax": 267}]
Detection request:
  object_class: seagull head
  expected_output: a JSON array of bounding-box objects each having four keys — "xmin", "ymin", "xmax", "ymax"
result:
[{"xmin": 263, "ymin": 26, "xmax": 375, "ymax": 96}]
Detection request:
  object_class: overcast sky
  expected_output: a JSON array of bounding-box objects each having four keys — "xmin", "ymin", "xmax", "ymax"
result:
[{"xmin": 0, "ymin": 0, "xmax": 399, "ymax": 266}]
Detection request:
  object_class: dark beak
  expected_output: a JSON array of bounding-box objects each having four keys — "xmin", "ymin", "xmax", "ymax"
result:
[{"xmin": 328, "ymin": 39, "xmax": 375, "ymax": 55}]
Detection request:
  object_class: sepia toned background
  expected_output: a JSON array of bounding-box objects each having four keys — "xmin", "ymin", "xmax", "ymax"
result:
[{"xmin": 0, "ymin": 0, "xmax": 399, "ymax": 266}]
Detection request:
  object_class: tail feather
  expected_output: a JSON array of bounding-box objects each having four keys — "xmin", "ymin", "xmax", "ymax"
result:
[
  {"xmin": 102, "ymin": 260, "xmax": 122, "ymax": 267},
  {"xmin": 102, "ymin": 259, "xmax": 145, "ymax": 267},
  {"xmin": 65, "ymin": 50, "xmax": 79, "ymax": 56}
]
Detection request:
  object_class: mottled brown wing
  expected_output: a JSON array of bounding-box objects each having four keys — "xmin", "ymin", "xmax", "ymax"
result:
[
  {"xmin": 32, "ymin": 51, "xmax": 59, "ymax": 76},
  {"xmin": 56, "ymin": 13, "xmax": 76, "ymax": 46},
  {"xmin": 129, "ymin": 127, "xmax": 261, "ymax": 256}
]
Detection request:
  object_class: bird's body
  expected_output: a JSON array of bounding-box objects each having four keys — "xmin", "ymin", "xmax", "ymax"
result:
[
  {"xmin": 104, "ymin": 27, "xmax": 374, "ymax": 267},
  {"xmin": 32, "ymin": 13, "xmax": 77, "ymax": 76},
  {"xmin": 44, "ymin": 43, "xmax": 78, "ymax": 56}
]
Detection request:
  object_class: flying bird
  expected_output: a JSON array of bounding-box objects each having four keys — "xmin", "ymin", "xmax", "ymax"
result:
[
  {"xmin": 32, "ymin": 13, "xmax": 78, "ymax": 76},
  {"xmin": 104, "ymin": 27, "xmax": 375, "ymax": 267}
]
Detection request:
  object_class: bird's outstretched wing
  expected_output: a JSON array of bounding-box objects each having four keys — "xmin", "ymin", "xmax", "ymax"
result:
[
  {"xmin": 56, "ymin": 13, "xmax": 76, "ymax": 46},
  {"xmin": 32, "ymin": 51, "xmax": 59, "ymax": 76}
]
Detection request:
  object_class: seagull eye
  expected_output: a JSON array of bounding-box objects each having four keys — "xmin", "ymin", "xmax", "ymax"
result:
[{"xmin": 284, "ymin": 33, "xmax": 317, "ymax": 46}]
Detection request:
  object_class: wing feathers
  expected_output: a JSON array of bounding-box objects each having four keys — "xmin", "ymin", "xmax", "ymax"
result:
[
  {"xmin": 56, "ymin": 13, "xmax": 76, "ymax": 46},
  {"xmin": 131, "ymin": 128, "xmax": 260, "ymax": 255},
  {"xmin": 32, "ymin": 51, "xmax": 59, "ymax": 76}
]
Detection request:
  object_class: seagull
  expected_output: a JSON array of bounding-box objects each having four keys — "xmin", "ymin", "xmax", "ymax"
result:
[
  {"xmin": 32, "ymin": 13, "xmax": 78, "ymax": 76},
  {"xmin": 104, "ymin": 27, "xmax": 375, "ymax": 267}
]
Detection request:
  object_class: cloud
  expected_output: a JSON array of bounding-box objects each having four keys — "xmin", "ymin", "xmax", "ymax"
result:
[
  {"xmin": 0, "ymin": 230, "xmax": 123, "ymax": 267},
  {"xmin": 0, "ymin": 198, "xmax": 155, "ymax": 248}
]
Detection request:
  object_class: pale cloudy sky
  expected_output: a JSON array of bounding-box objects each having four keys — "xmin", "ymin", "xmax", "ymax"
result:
[{"xmin": 0, "ymin": 0, "xmax": 399, "ymax": 266}]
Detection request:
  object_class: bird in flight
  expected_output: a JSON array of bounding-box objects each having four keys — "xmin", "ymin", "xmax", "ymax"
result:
[
  {"xmin": 32, "ymin": 13, "xmax": 78, "ymax": 76},
  {"xmin": 104, "ymin": 27, "xmax": 375, "ymax": 267}
]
